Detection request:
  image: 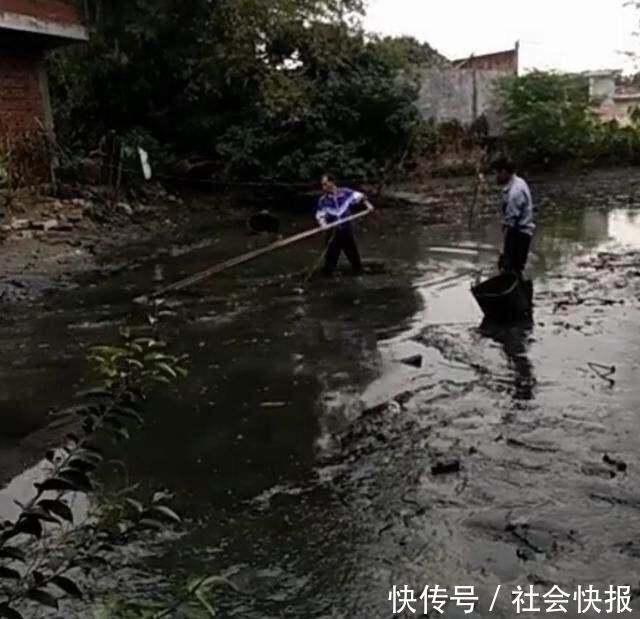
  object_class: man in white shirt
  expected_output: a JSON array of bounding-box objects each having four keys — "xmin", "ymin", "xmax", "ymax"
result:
[{"xmin": 491, "ymin": 156, "xmax": 535, "ymax": 277}]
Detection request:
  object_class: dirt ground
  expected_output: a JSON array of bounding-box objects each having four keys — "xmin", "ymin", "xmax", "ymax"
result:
[{"xmin": 0, "ymin": 187, "xmax": 213, "ymax": 304}]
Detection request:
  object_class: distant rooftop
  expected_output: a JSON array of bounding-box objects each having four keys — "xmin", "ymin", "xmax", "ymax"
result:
[
  {"xmin": 452, "ymin": 43, "xmax": 519, "ymax": 73},
  {"xmin": 614, "ymin": 92, "xmax": 640, "ymax": 101},
  {"xmin": 583, "ymin": 69, "xmax": 623, "ymax": 78}
]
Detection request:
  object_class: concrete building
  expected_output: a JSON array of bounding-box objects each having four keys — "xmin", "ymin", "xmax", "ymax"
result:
[
  {"xmin": 0, "ymin": 0, "xmax": 87, "ymax": 140},
  {"xmin": 417, "ymin": 43, "xmax": 519, "ymax": 136},
  {"xmin": 587, "ymin": 70, "xmax": 621, "ymax": 103},
  {"xmin": 587, "ymin": 69, "xmax": 640, "ymax": 127}
]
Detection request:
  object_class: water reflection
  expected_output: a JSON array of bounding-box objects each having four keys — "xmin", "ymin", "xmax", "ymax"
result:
[
  {"xmin": 608, "ymin": 209, "xmax": 640, "ymax": 247},
  {"xmin": 534, "ymin": 208, "xmax": 610, "ymax": 274},
  {"xmin": 478, "ymin": 318, "xmax": 536, "ymax": 401},
  {"xmin": 535, "ymin": 207, "xmax": 640, "ymax": 276}
]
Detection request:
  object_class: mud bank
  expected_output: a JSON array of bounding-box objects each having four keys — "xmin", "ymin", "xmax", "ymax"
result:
[{"xmin": 0, "ymin": 191, "xmax": 195, "ymax": 304}]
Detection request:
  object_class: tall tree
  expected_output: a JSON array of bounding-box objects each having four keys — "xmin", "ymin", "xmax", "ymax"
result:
[{"xmin": 50, "ymin": 0, "xmax": 440, "ymax": 181}]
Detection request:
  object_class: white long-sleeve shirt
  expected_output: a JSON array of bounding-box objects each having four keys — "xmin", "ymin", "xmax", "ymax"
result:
[{"xmin": 502, "ymin": 175, "xmax": 535, "ymax": 236}]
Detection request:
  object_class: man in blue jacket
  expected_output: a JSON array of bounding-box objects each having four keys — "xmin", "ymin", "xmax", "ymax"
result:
[
  {"xmin": 492, "ymin": 156, "xmax": 535, "ymax": 277},
  {"xmin": 316, "ymin": 174, "xmax": 373, "ymax": 276}
]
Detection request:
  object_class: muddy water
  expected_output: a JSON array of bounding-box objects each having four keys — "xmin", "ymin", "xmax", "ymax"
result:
[{"xmin": 2, "ymin": 170, "xmax": 640, "ymax": 618}]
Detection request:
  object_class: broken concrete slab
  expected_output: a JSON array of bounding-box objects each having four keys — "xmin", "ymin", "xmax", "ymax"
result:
[
  {"xmin": 10, "ymin": 230, "xmax": 34, "ymax": 241},
  {"xmin": 8, "ymin": 218, "xmax": 30, "ymax": 232},
  {"xmin": 30, "ymin": 219, "xmax": 59, "ymax": 232}
]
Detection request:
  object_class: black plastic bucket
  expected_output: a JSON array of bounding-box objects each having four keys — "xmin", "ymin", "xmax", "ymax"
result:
[{"xmin": 471, "ymin": 273, "xmax": 532, "ymax": 323}]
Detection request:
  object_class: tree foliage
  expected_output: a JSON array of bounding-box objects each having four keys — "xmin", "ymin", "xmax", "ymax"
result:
[
  {"xmin": 496, "ymin": 70, "xmax": 640, "ymax": 168},
  {"xmin": 49, "ymin": 0, "xmax": 442, "ymax": 181},
  {"xmin": 495, "ymin": 71, "xmax": 593, "ymax": 166}
]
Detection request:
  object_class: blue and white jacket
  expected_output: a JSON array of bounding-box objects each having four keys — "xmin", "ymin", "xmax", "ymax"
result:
[{"xmin": 316, "ymin": 187, "xmax": 364, "ymax": 227}]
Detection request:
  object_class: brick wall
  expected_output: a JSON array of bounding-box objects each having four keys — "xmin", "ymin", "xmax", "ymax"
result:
[
  {"xmin": 0, "ymin": 1, "xmax": 83, "ymax": 184},
  {"xmin": 0, "ymin": 53, "xmax": 50, "ymax": 185},
  {"xmin": 0, "ymin": 53, "xmax": 43, "ymax": 137}
]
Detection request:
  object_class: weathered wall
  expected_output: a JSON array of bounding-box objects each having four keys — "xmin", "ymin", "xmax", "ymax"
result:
[
  {"xmin": 0, "ymin": 0, "xmax": 84, "ymax": 138},
  {"xmin": 594, "ymin": 97, "xmax": 640, "ymax": 127},
  {"xmin": 417, "ymin": 68, "xmax": 508, "ymax": 135},
  {"xmin": 0, "ymin": 53, "xmax": 45, "ymax": 136},
  {"xmin": 0, "ymin": 1, "xmax": 86, "ymax": 185},
  {"xmin": 0, "ymin": 51, "xmax": 51, "ymax": 185},
  {"xmin": 589, "ymin": 75, "xmax": 616, "ymax": 102}
]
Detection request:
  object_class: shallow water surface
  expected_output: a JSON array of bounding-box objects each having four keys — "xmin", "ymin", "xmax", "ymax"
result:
[{"xmin": 1, "ymin": 170, "xmax": 640, "ymax": 618}]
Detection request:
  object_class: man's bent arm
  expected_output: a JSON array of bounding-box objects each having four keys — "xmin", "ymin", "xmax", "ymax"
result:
[{"xmin": 334, "ymin": 189, "xmax": 365, "ymax": 217}]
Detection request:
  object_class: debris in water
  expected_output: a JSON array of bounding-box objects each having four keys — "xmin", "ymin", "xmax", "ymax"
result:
[
  {"xmin": 431, "ymin": 460, "xmax": 461, "ymax": 476},
  {"xmin": 138, "ymin": 146, "xmax": 152, "ymax": 180},
  {"xmin": 581, "ymin": 462, "xmax": 616, "ymax": 479},
  {"xmin": 153, "ymin": 264, "xmax": 164, "ymax": 283},
  {"xmin": 260, "ymin": 402, "xmax": 287, "ymax": 409},
  {"xmin": 29, "ymin": 218, "xmax": 59, "ymax": 232},
  {"xmin": 4, "ymin": 218, "xmax": 30, "ymax": 232},
  {"xmin": 587, "ymin": 362, "xmax": 616, "ymax": 387},
  {"xmin": 516, "ymin": 547, "xmax": 537, "ymax": 562},
  {"xmin": 428, "ymin": 247, "xmax": 480, "ymax": 256},
  {"xmin": 400, "ymin": 354, "xmax": 423, "ymax": 369},
  {"xmin": 603, "ymin": 454, "xmax": 628, "ymax": 473}
]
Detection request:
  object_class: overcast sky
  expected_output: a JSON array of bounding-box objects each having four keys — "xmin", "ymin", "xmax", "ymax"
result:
[{"xmin": 364, "ymin": 0, "xmax": 638, "ymax": 74}]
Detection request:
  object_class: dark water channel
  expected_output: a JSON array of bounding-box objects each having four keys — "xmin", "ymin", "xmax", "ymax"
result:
[{"xmin": 2, "ymin": 170, "xmax": 640, "ymax": 618}]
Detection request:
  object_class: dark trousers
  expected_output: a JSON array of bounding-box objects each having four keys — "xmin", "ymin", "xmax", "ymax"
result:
[
  {"xmin": 501, "ymin": 228, "xmax": 532, "ymax": 276},
  {"xmin": 323, "ymin": 225, "xmax": 363, "ymax": 275}
]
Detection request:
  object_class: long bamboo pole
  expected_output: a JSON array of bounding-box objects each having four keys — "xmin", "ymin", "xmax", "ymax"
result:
[{"xmin": 135, "ymin": 206, "xmax": 374, "ymax": 303}]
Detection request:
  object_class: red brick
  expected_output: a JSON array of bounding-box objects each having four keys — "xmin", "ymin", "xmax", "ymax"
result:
[{"xmin": 0, "ymin": 54, "xmax": 44, "ymax": 140}]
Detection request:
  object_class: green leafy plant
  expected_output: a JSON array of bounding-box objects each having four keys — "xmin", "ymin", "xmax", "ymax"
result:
[
  {"xmin": 0, "ymin": 313, "xmax": 227, "ymax": 618},
  {"xmin": 495, "ymin": 70, "xmax": 640, "ymax": 168},
  {"xmin": 495, "ymin": 71, "xmax": 594, "ymax": 167}
]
